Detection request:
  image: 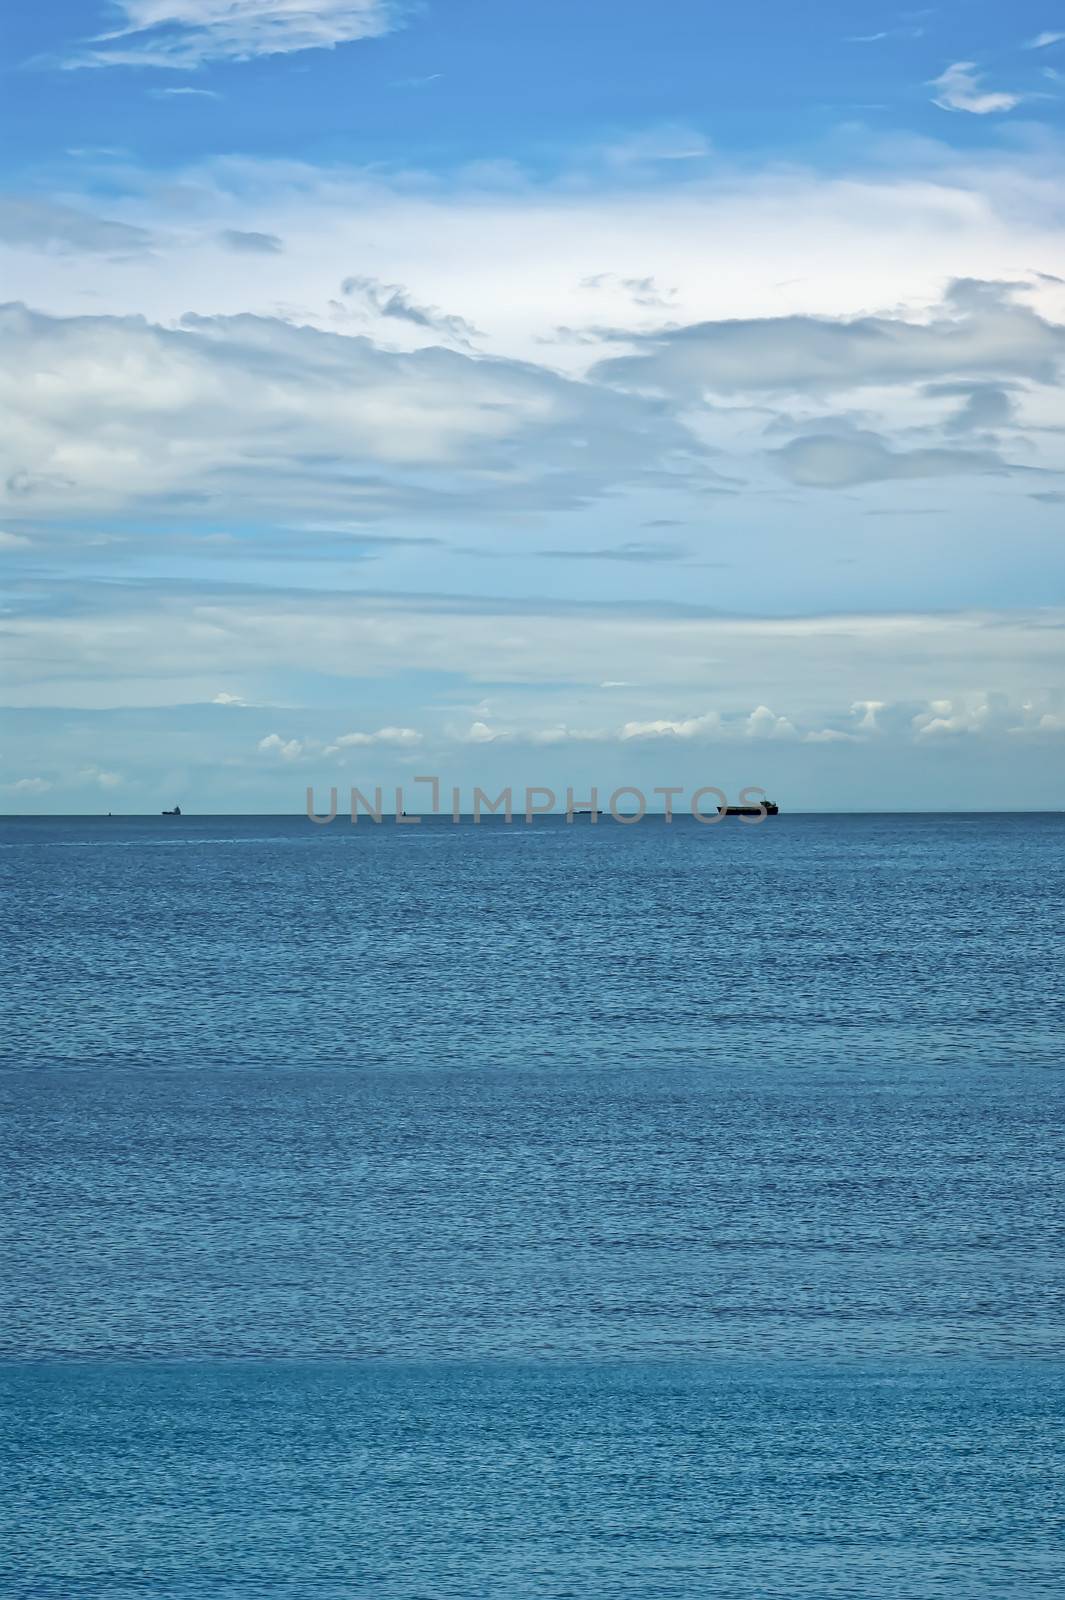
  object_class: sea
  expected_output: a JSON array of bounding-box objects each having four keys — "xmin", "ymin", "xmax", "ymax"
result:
[{"xmin": 2, "ymin": 812, "xmax": 1063, "ymax": 1598}]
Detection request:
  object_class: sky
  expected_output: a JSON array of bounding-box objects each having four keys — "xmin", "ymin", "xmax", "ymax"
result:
[{"xmin": 2, "ymin": 1, "xmax": 1065, "ymax": 812}]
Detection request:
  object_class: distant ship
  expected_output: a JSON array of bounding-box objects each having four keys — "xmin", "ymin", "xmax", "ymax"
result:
[
  {"xmin": 162, "ymin": 805, "xmax": 182, "ymax": 816},
  {"xmin": 721, "ymin": 801, "xmax": 779, "ymax": 816},
  {"xmin": 572, "ymin": 807, "xmax": 603, "ymax": 817}
]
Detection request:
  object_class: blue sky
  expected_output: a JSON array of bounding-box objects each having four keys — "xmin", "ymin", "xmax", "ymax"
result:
[{"xmin": 2, "ymin": 1, "xmax": 1065, "ymax": 810}]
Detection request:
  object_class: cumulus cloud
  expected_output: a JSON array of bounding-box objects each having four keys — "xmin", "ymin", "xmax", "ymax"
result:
[
  {"xmin": 744, "ymin": 705, "xmax": 798, "ymax": 740},
  {"xmin": 774, "ymin": 430, "xmax": 1011, "ymax": 488},
  {"xmin": 912, "ymin": 697, "xmax": 993, "ymax": 737},
  {"xmin": 621, "ymin": 712, "xmax": 721, "ymax": 740},
  {"xmin": 931, "ymin": 63, "xmax": 1021, "ymax": 115},
  {"xmin": 67, "ymin": 1, "xmax": 408, "ymax": 70},
  {"xmin": 259, "ymin": 733, "xmax": 304, "ymax": 760},
  {"xmin": 851, "ymin": 701, "xmax": 885, "ymax": 734},
  {"xmin": 7, "ymin": 776, "xmax": 52, "ymax": 794}
]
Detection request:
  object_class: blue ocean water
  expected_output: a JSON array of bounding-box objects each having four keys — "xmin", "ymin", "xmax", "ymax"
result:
[{"xmin": 2, "ymin": 813, "xmax": 1063, "ymax": 1597}]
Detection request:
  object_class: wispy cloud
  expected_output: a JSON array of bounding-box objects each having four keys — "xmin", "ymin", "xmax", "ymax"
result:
[
  {"xmin": 580, "ymin": 273, "xmax": 677, "ymax": 309},
  {"xmin": 340, "ymin": 275, "xmax": 482, "ymax": 346},
  {"xmin": 538, "ymin": 541, "xmax": 688, "ymax": 564},
  {"xmin": 7, "ymin": 777, "xmax": 52, "ymax": 795},
  {"xmin": 149, "ymin": 84, "xmax": 220, "ymax": 98},
  {"xmin": 931, "ymin": 62, "xmax": 1021, "ymax": 114},
  {"xmin": 1025, "ymin": 31, "xmax": 1065, "ymax": 50},
  {"xmin": 66, "ymin": 1, "xmax": 409, "ymax": 70},
  {"xmin": 218, "ymin": 228, "xmax": 284, "ymax": 253},
  {"xmin": 0, "ymin": 197, "xmax": 153, "ymax": 255},
  {"xmin": 334, "ymin": 727, "xmax": 422, "ymax": 747}
]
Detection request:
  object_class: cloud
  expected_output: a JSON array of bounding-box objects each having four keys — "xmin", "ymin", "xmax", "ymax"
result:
[
  {"xmin": 7, "ymin": 776, "xmax": 52, "ymax": 794},
  {"xmin": 78, "ymin": 765, "xmax": 123, "ymax": 788},
  {"xmin": 218, "ymin": 229, "xmax": 283, "ymax": 254},
  {"xmin": 620, "ymin": 706, "xmax": 795, "ymax": 742},
  {"xmin": 591, "ymin": 281, "xmax": 1065, "ymax": 399},
  {"xmin": 0, "ymin": 198, "xmax": 153, "ymax": 256},
  {"xmin": 774, "ymin": 430, "xmax": 1012, "ymax": 488},
  {"xmin": 340, "ymin": 275, "xmax": 482, "ymax": 346},
  {"xmin": 538, "ymin": 541, "xmax": 688, "ymax": 563},
  {"xmin": 1025, "ymin": 32, "xmax": 1065, "ymax": 50},
  {"xmin": 0, "ymin": 530, "xmax": 31, "ymax": 548},
  {"xmin": 258, "ymin": 733, "xmax": 304, "ymax": 760},
  {"xmin": 744, "ymin": 705, "xmax": 798, "ymax": 740},
  {"xmin": 852, "ymin": 701, "xmax": 885, "ymax": 733},
  {"xmin": 931, "ymin": 62, "xmax": 1021, "ymax": 115},
  {"xmin": 603, "ymin": 125, "xmax": 712, "ymax": 165},
  {"xmin": 0, "ymin": 303, "xmax": 697, "ymax": 526},
  {"xmin": 580, "ymin": 274, "xmax": 677, "ymax": 310},
  {"xmin": 212, "ymin": 691, "xmax": 245, "ymax": 704},
  {"xmin": 67, "ymin": 1, "xmax": 409, "ymax": 70},
  {"xmin": 912, "ymin": 697, "xmax": 993, "ymax": 737},
  {"xmin": 923, "ymin": 379, "xmax": 1018, "ymax": 432},
  {"xmin": 334, "ymin": 726, "xmax": 421, "ymax": 747},
  {"xmin": 621, "ymin": 712, "xmax": 721, "ymax": 740},
  {"xmin": 150, "ymin": 84, "xmax": 220, "ymax": 98}
]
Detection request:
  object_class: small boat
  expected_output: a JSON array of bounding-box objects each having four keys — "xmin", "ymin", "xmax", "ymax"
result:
[
  {"xmin": 571, "ymin": 807, "xmax": 603, "ymax": 818},
  {"xmin": 721, "ymin": 801, "xmax": 779, "ymax": 817},
  {"xmin": 162, "ymin": 805, "xmax": 182, "ymax": 816}
]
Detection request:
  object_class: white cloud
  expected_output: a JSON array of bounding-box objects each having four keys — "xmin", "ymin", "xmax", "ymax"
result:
[
  {"xmin": 1025, "ymin": 32, "xmax": 1065, "ymax": 50},
  {"xmin": 258, "ymin": 732, "xmax": 304, "ymax": 760},
  {"xmin": 0, "ymin": 530, "xmax": 31, "ymax": 548},
  {"xmin": 78, "ymin": 765, "xmax": 123, "ymax": 788},
  {"xmin": 912, "ymin": 697, "xmax": 993, "ymax": 737},
  {"xmin": 0, "ymin": 303, "xmax": 694, "ymax": 525},
  {"xmin": 8, "ymin": 776, "xmax": 52, "ymax": 794},
  {"xmin": 334, "ymin": 726, "xmax": 422, "ymax": 747},
  {"xmin": 212, "ymin": 691, "xmax": 245, "ymax": 704},
  {"xmin": 744, "ymin": 705, "xmax": 798, "ymax": 740},
  {"xmin": 149, "ymin": 85, "xmax": 220, "ymax": 98},
  {"xmin": 931, "ymin": 63, "xmax": 1021, "ymax": 115},
  {"xmin": 68, "ymin": 1, "xmax": 407, "ymax": 69},
  {"xmin": 851, "ymin": 700, "xmax": 885, "ymax": 733},
  {"xmin": 621, "ymin": 712, "xmax": 721, "ymax": 741}
]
